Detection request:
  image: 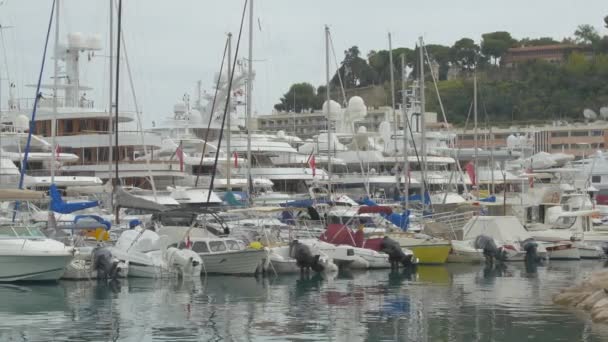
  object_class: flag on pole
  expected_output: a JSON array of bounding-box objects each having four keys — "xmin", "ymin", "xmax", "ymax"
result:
[
  {"xmin": 176, "ymin": 144, "xmax": 184, "ymax": 172},
  {"xmin": 186, "ymin": 235, "xmax": 192, "ymax": 249},
  {"xmin": 54, "ymin": 144, "xmax": 61, "ymax": 162},
  {"xmin": 233, "ymin": 151, "xmax": 238, "ymax": 168},
  {"xmin": 307, "ymin": 154, "xmax": 316, "ymax": 177},
  {"xmin": 465, "ymin": 161, "xmax": 476, "ymax": 186},
  {"xmin": 527, "ymin": 168, "xmax": 534, "ymax": 188}
]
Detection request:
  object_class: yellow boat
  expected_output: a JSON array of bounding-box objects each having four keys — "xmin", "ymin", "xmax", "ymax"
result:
[{"xmin": 386, "ymin": 233, "xmax": 451, "ymax": 264}]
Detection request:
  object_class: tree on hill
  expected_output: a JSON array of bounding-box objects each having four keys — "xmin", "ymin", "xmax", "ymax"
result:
[
  {"xmin": 518, "ymin": 37, "xmax": 559, "ymax": 46},
  {"xmin": 481, "ymin": 31, "xmax": 517, "ymax": 64},
  {"xmin": 273, "ymin": 82, "xmax": 321, "ymax": 113},
  {"xmin": 425, "ymin": 44, "xmax": 451, "ymax": 80},
  {"xmin": 331, "ymin": 46, "xmax": 375, "ymax": 89},
  {"xmin": 450, "ymin": 38, "xmax": 481, "ymax": 70},
  {"xmin": 574, "ymin": 24, "xmax": 601, "ymax": 44},
  {"xmin": 604, "ymin": 15, "xmax": 608, "ymax": 29}
]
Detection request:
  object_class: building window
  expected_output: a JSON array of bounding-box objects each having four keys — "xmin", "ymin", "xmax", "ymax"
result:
[
  {"xmin": 551, "ymin": 131, "xmax": 568, "ymax": 137},
  {"xmin": 551, "ymin": 144, "xmax": 565, "ymax": 150},
  {"xmin": 570, "ymin": 131, "xmax": 588, "ymax": 137},
  {"xmin": 592, "ymin": 175, "xmax": 601, "ymax": 183},
  {"xmin": 591, "ymin": 130, "xmax": 604, "ymax": 136}
]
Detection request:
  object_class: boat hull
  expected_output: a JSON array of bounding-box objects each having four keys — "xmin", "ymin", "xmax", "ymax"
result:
[
  {"xmin": 0, "ymin": 254, "xmax": 73, "ymax": 282},
  {"xmin": 200, "ymin": 249, "xmax": 266, "ymax": 275}
]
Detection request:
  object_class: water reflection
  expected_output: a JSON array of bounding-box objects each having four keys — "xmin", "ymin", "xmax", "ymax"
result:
[{"xmin": 0, "ymin": 262, "xmax": 607, "ymax": 341}]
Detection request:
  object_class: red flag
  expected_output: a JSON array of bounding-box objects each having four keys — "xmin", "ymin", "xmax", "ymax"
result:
[
  {"xmin": 308, "ymin": 155, "xmax": 316, "ymax": 177},
  {"xmin": 176, "ymin": 144, "xmax": 184, "ymax": 172},
  {"xmin": 527, "ymin": 168, "xmax": 534, "ymax": 188},
  {"xmin": 54, "ymin": 144, "xmax": 61, "ymax": 162},
  {"xmin": 186, "ymin": 235, "xmax": 192, "ymax": 249},
  {"xmin": 465, "ymin": 161, "xmax": 476, "ymax": 186},
  {"xmin": 233, "ymin": 152, "xmax": 238, "ymax": 168}
]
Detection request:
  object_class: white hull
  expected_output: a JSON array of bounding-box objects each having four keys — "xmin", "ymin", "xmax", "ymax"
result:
[
  {"xmin": 544, "ymin": 245, "xmax": 580, "ymax": 260},
  {"xmin": 448, "ymin": 240, "xmax": 484, "ymax": 264},
  {"xmin": 200, "ymin": 249, "xmax": 266, "ymax": 275},
  {"xmin": 0, "ymin": 254, "xmax": 72, "ymax": 282}
]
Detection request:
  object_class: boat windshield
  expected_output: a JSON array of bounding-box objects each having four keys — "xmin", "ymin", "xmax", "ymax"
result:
[
  {"xmin": 209, "ymin": 241, "xmax": 227, "ymax": 252},
  {"xmin": 553, "ymin": 216, "xmax": 576, "ymax": 229},
  {"xmin": 192, "ymin": 241, "xmax": 210, "ymax": 254},
  {"xmin": 0, "ymin": 224, "xmax": 46, "ymax": 238},
  {"xmin": 225, "ymin": 240, "xmax": 241, "ymax": 251}
]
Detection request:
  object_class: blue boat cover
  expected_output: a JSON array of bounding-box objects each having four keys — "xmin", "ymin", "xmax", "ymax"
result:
[
  {"xmin": 357, "ymin": 197, "xmax": 410, "ymax": 231},
  {"xmin": 479, "ymin": 195, "xmax": 497, "ymax": 203},
  {"xmin": 223, "ymin": 191, "xmax": 245, "ymax": 206},
  {"xmin": 73, "ymin": 215, "xmax": 111, "ymax": 230},
  {"xmin": 49, "ymin": 184, "xmax": 98, "ymax": 214}
]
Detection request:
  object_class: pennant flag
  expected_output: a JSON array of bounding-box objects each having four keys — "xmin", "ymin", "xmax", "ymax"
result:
[
  {"xmin": 233, "ymin": 151, "xmax": 238, "ymax": 168},
  {"xmin": 465, "ymin": 161, "xmax": 476, "ymax": 186},
  {"xmin": 186, "ymin": 235, "xmax": 192, "ymax": 249},
  {"xmin": 308, "ymin": 155, "xmax": 316, "ymax": 177},
  {"xmin": 527, "ymin": 168, "xmax": 534, "ymax": 188},
  {"xmin": 176, "ymin": 144, "xmax": 185, "ymax": 172},
  {"xmin": 55, "ymin": 144, "xmax": 61, "ymax": 162}
]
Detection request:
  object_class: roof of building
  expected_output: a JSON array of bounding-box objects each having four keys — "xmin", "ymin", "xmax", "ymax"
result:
[{"xmin": 507, "ymin": 44, "xmax": 588, "ymax": 53}]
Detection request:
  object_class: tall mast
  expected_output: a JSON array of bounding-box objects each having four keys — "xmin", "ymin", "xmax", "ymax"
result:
[
  {"xmin": 419, "ymin": 37, "xmax": 427, "ymax": 210},
  {"xmin": 245, "ymin": 0, "xmax": 253, "ymax": 200},
  {"xmin": 51, "ymin": 0, "xmax": 59, "ymax": 183},
  {"xmin": 325, "ymin": 25, "xmax": 332, "ymax": 191},
  {"xmin": 114, "ymin": 0, "xmax": 122, "ymax": 223},
  {"xmin": 107, "ymin": 0, "xmax": 114, "ymax": 189},
  {"xmin": 226, "ymin": 33, "xmax": 232, "ymax": 191},
  {"xmin": 388, "ymin": 32, "xmax": 397, "ymax": 152},
  {"xmin": 473, "ymin": 69, "xmax": 478, "ymax": 196},
  {"xmin": 401, "ymin": 53, "xmax": 409, "ymax": 210}
]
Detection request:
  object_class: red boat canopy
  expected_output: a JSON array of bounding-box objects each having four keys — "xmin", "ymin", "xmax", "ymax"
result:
[{"xmin": 357, "ymin": 206, "xmax": 393, "ymax": 215}]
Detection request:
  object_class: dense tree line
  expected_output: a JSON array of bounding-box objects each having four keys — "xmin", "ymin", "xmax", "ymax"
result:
[{"xmin": 274, "ymin": 16, "xmax": 608, "ymax": 123}]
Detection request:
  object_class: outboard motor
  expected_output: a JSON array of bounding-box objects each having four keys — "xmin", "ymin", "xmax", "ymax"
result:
[
  {"xmin": 380, "ymin": 237, "xmax": 413, "ymax": 269},
  {"xmin": 474, "ymin": 235, "xmax": 505, "ymax": 264},
  {"xmin": 289, "ymin": 240, "xmax": 324, "ymax": 273},
  {"xmin": 92, "ymin": 246, "xmax": 119, "ymax": 279},
  {"xmin": 521, "ymin": 238, "xmax": 539, "ymax": 263}
]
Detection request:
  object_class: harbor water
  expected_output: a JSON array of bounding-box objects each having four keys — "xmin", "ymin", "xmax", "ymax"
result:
[{"xmin": 1, "ymin": 261, "xmax": 608, "ymax": 342}]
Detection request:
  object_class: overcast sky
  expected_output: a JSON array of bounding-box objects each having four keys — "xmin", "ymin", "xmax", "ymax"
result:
[{"xmin": 0, "ymin": 0, "xmax": 606, "ymax": 126}]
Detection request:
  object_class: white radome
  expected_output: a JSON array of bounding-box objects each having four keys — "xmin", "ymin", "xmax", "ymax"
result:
[
  {"xmin": 322, "ymin": 100, "xmax": 342, "ymax": 119},
  {"xmin": 347, "ymin": 96, "xmax": 367, "ymax": 119},
  {"xmin": 15, "ymin": 114, "xmax": 29, "ymax": 132},
  {"xmin": 86, "ymin": 33, "xmax": 102, "ymax": 50},
  {"xmin": 68, "ymin": 32, "xmax": 84, "ymax": 49}
]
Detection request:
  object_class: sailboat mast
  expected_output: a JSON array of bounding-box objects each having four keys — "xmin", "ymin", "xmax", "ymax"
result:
[
  {"xmin": 114, "ymin": 0, "xmax": 122, "ymax": 223},
  {"xmin": 51, "ymin": 0, "xmax": 59, "ymax": 183},
  {"xmin": 107, "ymin": 0, "xmax": 114, "ymax": 188},
  {"xmin": 388, "ymin": 33, "xmax": 397, "ymax": 152},
  {"xmin": 419, "ymin": 37, "xmax": 427, "ymax": 210},
  {"xmin": 245, "ymin": 0, "xmax": 253, "ymax": 200},
  {"xmin": 325, "ymin": 25, "xmax": 332, "ymax": 191},
  {"xmin": 473, "ymin": 70, "xmax": 478, "ymax": 196},
  {"xmin": 401, "ymin": 53, "xmax": 409, "ymax": 210},
  {"xmin": 226, "ymin": 33, "xmax": 232, "ymax": 191}
]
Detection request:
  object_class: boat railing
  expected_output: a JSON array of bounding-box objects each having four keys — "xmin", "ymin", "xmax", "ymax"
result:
[
  {"xmin": 422, "ymin": 210, "xmax": 477, "ymax": 240},
  {"xmin": 0, "ymin": 224, "xmax": 47, "ymax": 240},
  {"xmin": 15, "ymin": 97, "xmax": 96, "ymax": 110}
]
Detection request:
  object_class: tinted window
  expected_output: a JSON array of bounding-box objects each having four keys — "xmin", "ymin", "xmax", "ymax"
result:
[
  {"xmin": 192, "ymin": 241, "xmax": 210, "ymax": 253},
  {"xmin": 209, "ymin": 241, "xmax": 227, "ymax": 252},
  {"xmin": 592, "ymin": 175, "xmax": 601, "ymax": 183},
  {"xmin": 226, "ymin": 240, "xmax": 241, "ymax": 251}
]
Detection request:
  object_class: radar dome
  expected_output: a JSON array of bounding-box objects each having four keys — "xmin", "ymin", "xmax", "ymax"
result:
[
  {"xmin": 14, "ymin": 115, "xmax": 29, "ymax": 132},
  {"xmin": 86, "ymin": 33, "xmax": 102, "ymax": 50},
  {"xmin": 322, "ymin": 100, "xmax": 342, "ymax": 120},
  {"xmin": 357, "ymin": 125, "xmax": 367, "ymax": 134},
  {"xmin": 173, "ymin": 103, "xmax": 186, "ymax": 114},
  {"xmin": 347, "ymin": 96, "xmax": 367, "ymax": 120},
  {"xmin": 68, "ymin": 32, "xmax": 84, "ymax": 49},
  {"xmin": 600, "ymin": 107, "xmax": 608, "ymax": 120},
  {"xmin": 277, "ymin": 130, "xmax": 286, "ymax": 139},
  {"xmin": 583, "ymin": 108, "xmax": 598, "ymax": 120},
  {"xmin": 506, "ymin": 134, "xmax": 517, "ymax": 149}
]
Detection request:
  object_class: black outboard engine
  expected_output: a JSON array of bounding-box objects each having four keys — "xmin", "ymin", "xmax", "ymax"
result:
[
  {"xmin": 380, "ymin": 237, "xmax": 413, "ymax": 269},
  {"xmin": 289, "ymin": 240, "xmax": 324, "ymax": 273},
  {"xmin": 521, "ymin": 238, "xmax": 539, "ymax": 263},
  {"xmin": 474, "ymin": 235, "xmax": 505, "ymax": 264},
  {"xmin": 92, "ymin": 246, "xmax": 119, "ymax": 279}
]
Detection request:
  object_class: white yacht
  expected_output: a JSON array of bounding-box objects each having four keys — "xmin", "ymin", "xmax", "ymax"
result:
[{"xmin": 4, "ymin": 33, "xmax": 184, "ymax": 189}]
